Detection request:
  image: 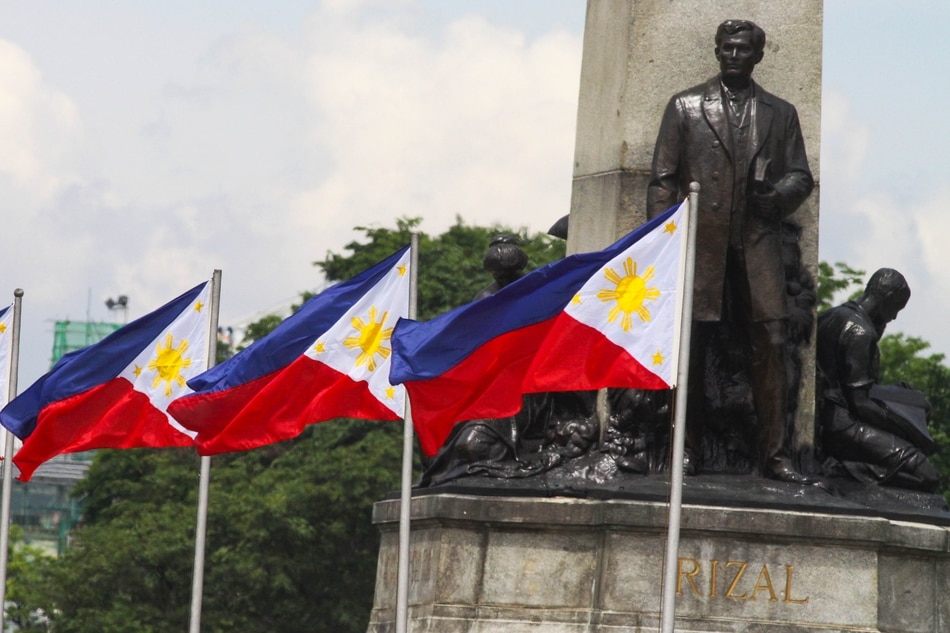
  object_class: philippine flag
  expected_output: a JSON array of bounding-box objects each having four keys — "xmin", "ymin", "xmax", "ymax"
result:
[
  {"xmin": 0, "ymin": 281, "xmax": 213, "ymax": 481},
  {"xmin": 168, "ymin": 246, "xmax": 411, "ymax": 455},
  {"xmin": 0, "ymin": 304, "xmax": 13, "ymax": 409},
  {"xmin": 390, "ymin": 202, "xmax": 688, "ymax": 456}
]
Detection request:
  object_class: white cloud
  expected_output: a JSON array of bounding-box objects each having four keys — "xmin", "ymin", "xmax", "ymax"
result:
[
  {"xmin": 0, "ymin": 39, "xmax": 85, "ymax": 199},
  {"xmin": 0, "ymin": 3, "xmax": 582, "ymax": 384},
  {"xmin": 297, "ymin": 8, "xmax": 581, "ymax": 239},
  {"xmin": 817, "ymin": 87, "xmax": 950, "ymax": 356},
  {"xmin": 819, "ymin": 90, "xmax": 870, "ymax": 185}
]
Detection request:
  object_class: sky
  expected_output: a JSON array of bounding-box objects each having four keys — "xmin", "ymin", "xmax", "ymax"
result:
[{"xmin": 1, "ymin": 0, "xmax": 949, "ymax": 387}]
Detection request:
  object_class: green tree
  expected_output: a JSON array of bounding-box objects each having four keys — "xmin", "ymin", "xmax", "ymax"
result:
[
  {"xmin": 200, "ymin": 421, "xmax": 403, "ymax": 632},
  {"xmin": 239, "ymin": 314, "xmax": 283, "ymax": 351},
  {"xmin": 317, "ymin": 216, "xmax": 565, "ymax": 320},
  {"xmin": 5, "ymin": 525, "xmax": 54, "ymax": 631},
  {"xmin": 41, "ymin": 449, "xmax": 201, "ymax": 633},
  {"xmin": 816, "ymin": 260, "xmax": 865, "ymax": 312}
]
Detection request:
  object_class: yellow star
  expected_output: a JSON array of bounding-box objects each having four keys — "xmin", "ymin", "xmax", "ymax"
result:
[
  {"xmin": 134, "ymin": 365, "xmax": 143, "ymax": 377},
  {"xmin": 398, "ymin": 265, "xmax": 407, "ymax": 276},
  {"xmin": 314, "ymin": 341, "xmax": 326, "ymax": 354},
  {"xmin": 385, "ymin": 386, "xmax": 395, "ymax": 399},
  {"xmin": 664, "ymin": 220, "xmax": 678, "ymax": 235},
  {"xmin": 597, "ymin": 258, "xmax": 660, "ymax": 332},
  {"xmin": 194, "ymin": 300, "xmax": 205, "ymax": 313},
  {"xmin": 0, "ymin": 323, "xmax": 6, "ymax": 334},
  {"xmin": 652, "ymin": 351, "xmax": 665, "ymax": 366},
  {"xmin": 571, "ymin": 294, "xmax": 582, "ymax": 305},
  {"xmin": 344, "ymin": 305, "xmax": 393, "ymax": 372},
  {"xmin": 148, "ymin": 334, "xmax": 192, "ymax": 397}
]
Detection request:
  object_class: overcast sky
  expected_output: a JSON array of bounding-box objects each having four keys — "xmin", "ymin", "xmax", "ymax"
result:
[{"xmin": 2, "ymin": 1, "xmax": 949, "ymax": 386}]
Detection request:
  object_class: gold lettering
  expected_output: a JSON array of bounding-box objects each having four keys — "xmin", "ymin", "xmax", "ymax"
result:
[
  {"xmin": 783, "ymin": 565, "xmax": 809, "ymax": 604},
  {"xmin": 750, "ymin": 564, "xmax": 778, "ymax": 601},
  {"xmin": 677, "ymin": 558, "xmax": 703, "ymax": 597},
  {"xmin": 673, "ymin": 559, "xmax": 809, "ymax": 604},
  {"xmin": 724, "ymin": 561, "xmax": 749, "ymax": 600}
]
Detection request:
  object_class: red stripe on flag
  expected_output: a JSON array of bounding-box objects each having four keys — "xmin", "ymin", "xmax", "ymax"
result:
[
  {"xmin": 407, "ymin": 313, "xmax": 668, "ymax": 457},
  {"xmin": 14, "ymin": 378, "xmax": 193, "ymax": 481},
  {"xmin": 406, "ymin": 319, "xmax": 552, "ymax": 456},
  {"xmin": 526, "ymin": 312, "xmax": 669, "ymax": 392},
  {"xmin": 169, "ymin": 355, "xmax": 400, "ymax": 456}
]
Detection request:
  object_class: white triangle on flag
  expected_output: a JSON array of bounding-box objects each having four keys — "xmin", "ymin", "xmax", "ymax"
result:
[
  {"xmin": 563, "ymin": 204, "xmax": 686, "ymax": 386},
  {"xmin": 0, "ymin": 305, "xmax": 13, "ymax": 409},
  {"xmin": 303, "ymin": 249, "xmax": 411, "ymax": 416},
  {"xmin": 117, "ymin": 282, "xmax": 214, "ymax": 437}
]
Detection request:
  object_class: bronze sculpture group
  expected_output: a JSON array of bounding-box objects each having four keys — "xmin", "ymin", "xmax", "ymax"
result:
[{"xmin": 418, "ymin": 20, "xmax": 942, "ymax": 501}]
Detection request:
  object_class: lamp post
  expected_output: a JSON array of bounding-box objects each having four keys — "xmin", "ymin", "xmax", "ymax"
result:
[{"xmin": 105, "ymin": 295, "xmax": 129, "ymax": 324}]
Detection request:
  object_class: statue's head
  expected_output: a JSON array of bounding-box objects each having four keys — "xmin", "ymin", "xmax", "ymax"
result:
[
  {"xmin": 865, "ymin": 268, "xmax": 911, "ymax": 326},
  {"xmin": 715, "ymin": 20, "xmax": 765, "ymax": 82},
  {"xmin": 483, "ymin": 234, "xmax": 528, "ymax": 287}
]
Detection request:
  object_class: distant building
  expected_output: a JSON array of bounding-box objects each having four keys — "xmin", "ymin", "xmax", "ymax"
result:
[
  {"xmin": 6, "ymin": 319, "xmax": 123, "ymax": 555},
  {"xmin": 7, "ymin": 456, "xmax": 90, "ymax": 556},
  {"xmin": 50, "ymin": 320, "xmax": 122, "ymax": 367}
]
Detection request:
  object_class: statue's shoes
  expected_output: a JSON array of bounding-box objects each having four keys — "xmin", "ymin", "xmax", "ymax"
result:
[{"xmin": 766, "ymin": 458, "xmax": 814, "ymax": 485}]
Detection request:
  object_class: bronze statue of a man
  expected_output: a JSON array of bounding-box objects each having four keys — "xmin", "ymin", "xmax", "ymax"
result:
[
  {"xmin": 816, "ymin": 269, "xmax": 938, "ymax": 492},
  {"xmin": 647, "ymin": 20, "xmax": 814, "ymax": 482}
]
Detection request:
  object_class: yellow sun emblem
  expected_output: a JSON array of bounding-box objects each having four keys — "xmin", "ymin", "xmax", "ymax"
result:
[
  {"xmin": 344, "ymin": 306, "xmax": 393, "ymax": 372},
  {"xmin": 148, "ymin": 333, "xmax": 192, "ymax": 397},
  {"xmin": 596, "ymin": 257, "xmax": 661, "ymax": 332}
]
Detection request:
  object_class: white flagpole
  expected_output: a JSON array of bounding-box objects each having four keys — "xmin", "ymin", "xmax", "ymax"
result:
[
  {"xmin": 395, "ymin": 234, "xmax": 419, "ymax": 633},
  {"xmin": 0, "ymin": 289, "xmax": 24, "ymax": 622},
  {"xmin": 660, "ymin": 183, "xmax": 699, "ymax": 633},
  {"xmin": 189, "ymin": 270, "xmax": 221, "ymax": 633}
]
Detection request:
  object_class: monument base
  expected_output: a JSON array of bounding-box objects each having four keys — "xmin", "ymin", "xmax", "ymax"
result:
[{"xmin": 367, "ymin": 491, "xmax": 950, "ymax": 633}]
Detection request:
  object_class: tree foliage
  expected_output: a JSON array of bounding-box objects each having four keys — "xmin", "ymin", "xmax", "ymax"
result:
[
  {"xmin": 316, "ymin": 216, "xmax": 565, "ymax": 320},
  {"xmin": 42, "ymin": 449, "xmax": 202, "ymax": 633},
  {"xmin": 8, "ymin": 216, "xmax": 564, "ymax": 631},
  {"xmin": 816, "ymin": 260, "xmax": 865, "ymax": 312},
  {"xmin": 4, "ymin": 526, "xmax": 54, "ymax": 631}
]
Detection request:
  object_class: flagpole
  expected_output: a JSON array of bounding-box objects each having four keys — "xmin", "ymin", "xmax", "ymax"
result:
[
  {"xmin": 0, "ymin": 289, "xmax": 24, "ymax": 622},
  {"xmin": 395, "ymin": 234, "xmax": 419, "ymax": 633},
  {"xmin": 190, "ymin": 270, "xmax": 221, "ymax": 633},
  {"xmin": 660, "ymin": 183, "xmax": 699, "ymax": 633}
]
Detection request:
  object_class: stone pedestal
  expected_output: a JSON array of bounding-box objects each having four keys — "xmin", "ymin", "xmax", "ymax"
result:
[{"xmin": 367, "ymin": 493, "xmax": 950, "ymax": 632}]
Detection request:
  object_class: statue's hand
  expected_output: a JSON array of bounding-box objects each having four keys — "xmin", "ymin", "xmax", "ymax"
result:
[{"xmin": 752, "ymin": 185, "xmax": 781, "ymax": 222}]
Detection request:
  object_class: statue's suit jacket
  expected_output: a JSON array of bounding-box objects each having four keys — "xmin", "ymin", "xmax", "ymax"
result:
[{"xmin": 647, "ymin": 76, "xmax": 813, "ymax": 322}]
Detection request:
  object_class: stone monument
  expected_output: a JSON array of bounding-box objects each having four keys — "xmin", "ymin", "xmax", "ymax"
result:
[{"xmin": 366, "ymin": 3, "xmax": 950, "ymax": 632}]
